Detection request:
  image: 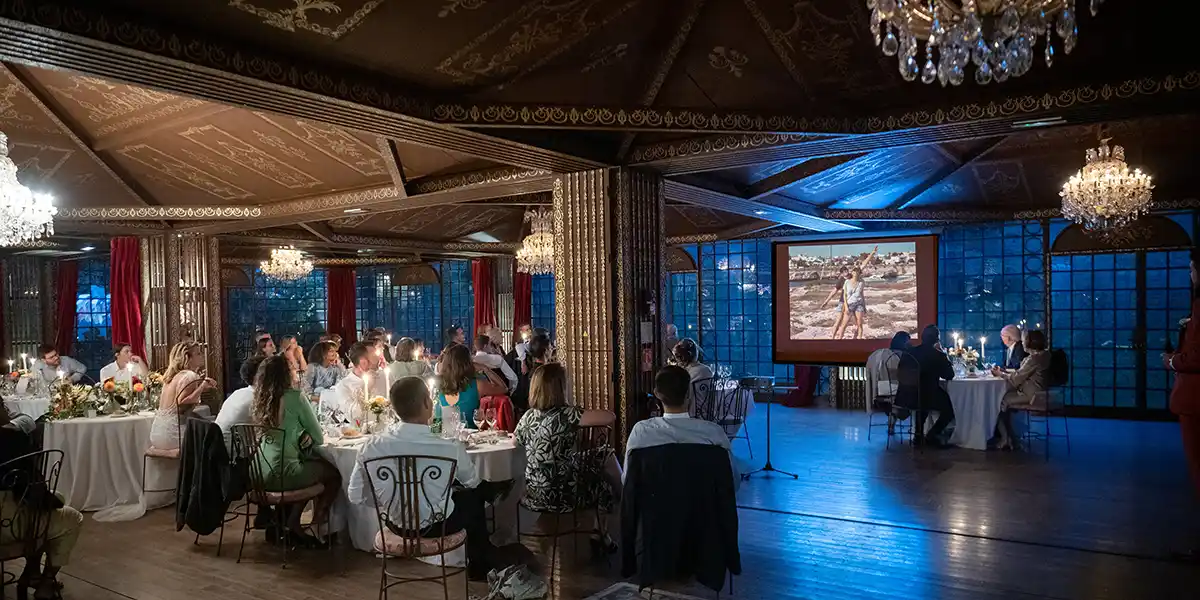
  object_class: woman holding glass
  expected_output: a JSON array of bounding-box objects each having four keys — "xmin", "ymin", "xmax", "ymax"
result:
[
  {"xmin": 149, "ymin": 341, "xmax": 215, "ymax": 451},
  {"xmin": 300, "ymin": 341, "xmax": 345, "ymax": 401}
]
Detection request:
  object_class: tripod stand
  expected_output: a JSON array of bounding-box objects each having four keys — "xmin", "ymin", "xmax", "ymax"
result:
[{"xmin": 741, "ymin": 377, "xmax": 797, "ymax": 480}]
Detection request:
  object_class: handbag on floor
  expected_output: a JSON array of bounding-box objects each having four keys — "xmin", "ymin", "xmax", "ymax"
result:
[{"xmin": 479, "ymin": 564, "xmax": 547, "ymax": 600}]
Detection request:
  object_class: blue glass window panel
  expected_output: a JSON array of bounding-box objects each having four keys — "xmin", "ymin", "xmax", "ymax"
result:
[{"xmin": 1114, "ymin": 253, "xmax": 1136, "ymax": 269}]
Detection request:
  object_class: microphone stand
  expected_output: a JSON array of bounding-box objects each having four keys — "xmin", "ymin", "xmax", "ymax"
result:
[{"xmin": 741, "ymin": 376, "xmax": 798, "ymax": 480}]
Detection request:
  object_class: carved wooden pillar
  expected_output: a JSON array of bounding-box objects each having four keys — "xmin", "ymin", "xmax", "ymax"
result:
[
  {"xmin": 147, "ymin": 235, "xmax": 224, "ymax": 400},
  {"xmin": 553, "ymin": 168, "xmax": 664, "ymax": 444}
]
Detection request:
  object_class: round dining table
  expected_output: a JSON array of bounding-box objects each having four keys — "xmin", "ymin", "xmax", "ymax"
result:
[
  {"xmin": 320, "ymin": 431, "xmax": 524, "ymax": 555},
  {"xmin": 3, "ymin": 394, "xmax": 51, "ymax": 419},
  {"xmin": 943, "ymin": 376, "xmax": 1009, "ymax": 450},
  {"xmin": 42, "ymin": 411, "xmax": 157, "ymax": 520}
]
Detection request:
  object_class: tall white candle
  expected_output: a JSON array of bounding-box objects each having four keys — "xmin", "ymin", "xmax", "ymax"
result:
[
  {"xmin": 6, "ymin": 359, "xmax": 12, "ymax": 372},
  {"xmin": 979, "ymin": 337, "xmax": 987, "ymax": 361},
  {"xmin": 363, "ymin": 373, "xmax": 370, "ymax": 405},
  {"xmin": 20, "ymin": 353, "xmax": 27, "ymax": 370}
]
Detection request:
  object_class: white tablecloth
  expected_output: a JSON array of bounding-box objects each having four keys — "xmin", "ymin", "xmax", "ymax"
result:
[
  {"xmin": 4, "ymin": 395, "xmax": 51, "ymax": 419},
  {"xmin": 944, "ymin": 377, "xmax": 1008, "ymax": 450},
  {"xmin": 320, "ymin": 434, "xmax": 523, "ymax": 554},
  {"xmin": 43, "ymin": 412, "xmax": 160, "ymax": 520}
]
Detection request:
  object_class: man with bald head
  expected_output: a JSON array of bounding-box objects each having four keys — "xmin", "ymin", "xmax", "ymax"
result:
[{"xmin": 1001, "ymin": 324, "xmax": 1028, "ymax": 370}]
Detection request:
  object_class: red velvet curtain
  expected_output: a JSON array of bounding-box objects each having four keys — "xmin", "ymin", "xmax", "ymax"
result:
[
  {"xmin": 513, "ymin": 267, "xmax": 532, "ymax": 333},
  {"xmin": 472, "ymin": 259, "xmax": 496, "ymax": 337},
  {"xmin": 53, "ymin": 260, "xmax": 79, "ymax": 356},
  {"xmin": 109, "ymin": 237, "xmax": 145, "ymax": 360},
  {"xmin": 326, "ymin": 267, "xmax": 357, "ymax": 346}
]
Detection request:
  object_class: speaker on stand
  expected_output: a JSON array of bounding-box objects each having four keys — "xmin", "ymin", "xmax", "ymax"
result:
[{"xmin": 739, "ymin": 375, "xmax": 798, "ymax": 480}]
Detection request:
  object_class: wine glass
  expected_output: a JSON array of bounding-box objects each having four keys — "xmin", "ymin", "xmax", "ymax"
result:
[
  {"xmin": 485, "ymin": 407, "xmax": 498, "ymax": 433},
  {"xmin": 473, "ymin": 408, "xmax": 486, "ymax": 431}
]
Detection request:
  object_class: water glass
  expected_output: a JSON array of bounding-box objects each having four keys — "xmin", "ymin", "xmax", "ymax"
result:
[
  {"xmin": 485, "ymin": 407, "xmax": 498, "ymax": 431},
  {"xmin": 473, "ymin": 408, "xmax": 486, "ymax": 431}
]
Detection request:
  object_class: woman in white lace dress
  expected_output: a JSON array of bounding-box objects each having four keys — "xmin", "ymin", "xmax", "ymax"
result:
[{"xmin": 149, "ymin": 341, "xmax": 216, "ymax": 451}]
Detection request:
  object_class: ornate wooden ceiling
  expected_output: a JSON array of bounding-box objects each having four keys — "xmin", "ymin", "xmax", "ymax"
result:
[{"xmin": 0, "ymin": 0, "xmax": 1196, "ymax": 256}]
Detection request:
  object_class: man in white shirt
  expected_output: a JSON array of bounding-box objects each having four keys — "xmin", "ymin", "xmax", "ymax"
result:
[
  {"xmin": 473, "ymin": 334, "xmax": 517, "ymax": 392},
  {"xmin": 1000, "ymin": 324, "xmax": 1028, "ymax": 371},
  {"xmin": 332, "ymin": 342, "xmax": 388, "ymax": 422},
  {"xmin": 215, "ymin": 354, "xmax": 266, "ymax": 451},
  {"xmin": 32, "ymin": 344, "xmax": 87, "ymax": 385},
  {"xmin": 347, "ymin": 376, "xmax": 497, "ymax": 579},
  {"xmin": 513, "ymin": 324, "xmax": 533, "ymax": 362},
  {"xmin": 625, "ymin": 366, "xmax": 738, "ymax": 484}
]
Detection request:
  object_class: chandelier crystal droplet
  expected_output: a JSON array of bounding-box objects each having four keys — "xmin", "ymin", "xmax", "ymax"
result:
[
  {"xmin": 0, "ymin": 132, "xmax": 57, "ymax": 246},
  {"xmin": 516, "ymin": 208, "xmax": 554, "ymax": 276},
  {"xmin": 866, "ymin": 0, "xmax": 1097, "ymax": 86},
  {"xmin": 1059, "ymin": 135, "xmax": 1153, "ymax": 232},
  {"xmin": 260, "ymin": 246, "xmax": 314, "ymax": 280}
]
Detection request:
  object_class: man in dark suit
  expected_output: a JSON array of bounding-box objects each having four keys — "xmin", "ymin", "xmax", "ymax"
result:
[
  {"xmin": 1001, "ymin": 324, "xmax": 1028, "ymax": 370},
  {"xmin": 895, "ymin": 325, "xmax": 955, "ymax": 448}
]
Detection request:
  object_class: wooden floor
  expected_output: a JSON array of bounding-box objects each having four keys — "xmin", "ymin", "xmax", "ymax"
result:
[{"xmin": 8, "ymin": 405, "xmax": 1200, "ymax": 600}]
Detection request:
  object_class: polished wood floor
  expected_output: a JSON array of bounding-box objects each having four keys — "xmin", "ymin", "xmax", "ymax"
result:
[{"xmin": 7, "ymin": 405, "xmax": 1200, "ymax": 600}]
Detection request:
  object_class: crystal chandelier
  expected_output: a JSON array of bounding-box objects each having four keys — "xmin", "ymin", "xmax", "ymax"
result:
[
  {"xmin": 0, "ymin": 131, "xmax": 57, "ymax": 246},
  {"xmin": 260, "ymin": 246, "xmax": 313, "ymax": 280},
  {"xmin": 1060, "ymin": 132, "xmax": 1153, "ymax": 232},
  {"xmin": 868, "ymin": 0, "xmax": 1100, "ymax": 86},
  {"xmin": 516, "ymin": 208, "xmax": 554, "ymax": 276}
]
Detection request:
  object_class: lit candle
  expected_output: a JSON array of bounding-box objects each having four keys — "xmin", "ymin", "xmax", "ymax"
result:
[
  {"xmin": 20, "ymin": 353, "xmax": 27, "ymax": 370},
  {"xmin": 6, "ymin": 359, "xmax": 12, "ymax": 372},
  {"xmin": 362, "ymin": 373, "xmax": 370, "ymax": 406},
  {"xmin": 979, "ymin": 337, "xmax": 987, "ymax": 361},
  {"xmin": 56, "ymin": 369, "xmax": 64, "ymax": 383},
  {"xmin": 412, "ymin": 350, "xmax": 421, "ymax": 361},
  {"xmin": 386, "ymin": 334, "xmax": 392, "ymax": 345}
]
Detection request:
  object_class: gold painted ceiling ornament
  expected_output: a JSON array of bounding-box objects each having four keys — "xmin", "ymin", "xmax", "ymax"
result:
[
  {"xmin": 260, "ymin": 245, "xmax": 314, "ymax": 281},
  {"xmin": 868, "ymin": 0, "xmax": 1096, "ymax": 86},
  {"xmin": 1060, "ymin": 128, "xmax": 1153, "ymax": 233},
  {"xmin": 516, "ymin": 207, "xmax": 554, "ymax": 276},
  {"xmin": 0, "ymin": 131, "xmax": 57, "ymax": 247}
]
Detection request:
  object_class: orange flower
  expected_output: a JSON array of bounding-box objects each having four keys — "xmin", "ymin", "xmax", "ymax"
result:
[
  {"xmin": 8, "ymin": 371, "xmax": 17, "ymax": 379},
  {"xmin": 102, "ymin": 379, "xmax": 116, "ymax": 393},
  {"xmin": 132, "ymin": 383, "xmax": 145, "ymax": 393}
]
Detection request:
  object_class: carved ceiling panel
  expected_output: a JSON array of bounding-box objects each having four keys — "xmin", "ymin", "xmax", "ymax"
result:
[
  {"xmin": 665, "ymin": 205, "xmax": 753, "ymax": 237},
  {"xmin": 331, "ymin": 204, "xmax": 522, "ymax": 242}
]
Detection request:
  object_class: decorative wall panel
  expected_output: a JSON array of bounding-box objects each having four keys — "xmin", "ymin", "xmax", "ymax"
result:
[
  {"xmin": 140, "ymin": 236, "xmax": 169, "ymax": 369},
  {"xmin": 494, "ymin": 256, "xmax": 514, "ymax": 350},
  {"xmin": 2, "ymin": 257, "xmax": 43, "ymax": 361}
]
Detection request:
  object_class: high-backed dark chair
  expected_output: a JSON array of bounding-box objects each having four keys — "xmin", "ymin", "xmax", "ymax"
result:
[
  {"xmin": 892, "ymin": 351, "xmax": 923, "ymax": 450},
  {"xmin": 0, "ymin": 450, "xmax": 64, "ymax": 591},
  {"xmin": 1014, "ymin": 348, "xmax": 1071, "ymax": 460}
]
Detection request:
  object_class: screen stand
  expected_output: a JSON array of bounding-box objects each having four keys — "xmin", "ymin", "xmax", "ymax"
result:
[{"xmin": 742, "ymin": 390, "xmax": 798, "ymax": 480}]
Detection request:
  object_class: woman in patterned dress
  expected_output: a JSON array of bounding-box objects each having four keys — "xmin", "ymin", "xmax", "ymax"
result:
[{"xmin": 514, "ymin": 362, "xmax": 622, "ymax": 552}]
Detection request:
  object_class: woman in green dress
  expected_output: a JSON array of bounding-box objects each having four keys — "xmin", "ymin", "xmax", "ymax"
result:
[
  {"xmin": 250, "ymin": 355, "xmax": 340, "ymax": 543},
  {"xmin": 435, "ymin": 343, "xmax": 508, "ymax": 422}
]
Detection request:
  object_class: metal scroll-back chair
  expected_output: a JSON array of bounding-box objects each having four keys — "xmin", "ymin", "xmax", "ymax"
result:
[
  {"xmin": 361, "ymin": 455, "xmax": 468, "ymax": 600},
  {"xmin": 0, "ymin": 450, "xmax": 64, "ymax": 591},
  {"xmin": 867, "ymin": 350, "xmax": 913, "ymax": 449},
  {"xmin": 699, "ymin": 379, "xmax": 753, "ymax": 458},
  {"xmin": 1014, "ymin": 348, "xmax": 1072, "ymax": 461},
  {"xmin": 142, "ymin": 377, "xmax": 204, "ymax": 498},
  {"xmin": 690, "ymin": 377, "xmax": 718, "ymax": 421},
  {"xmin": 229, "ymin": 424, "xmax": 331, "ymax": 568},
  {"xmin": 516, "ymin": 424, "xmax": 614, "ymax": 598}
]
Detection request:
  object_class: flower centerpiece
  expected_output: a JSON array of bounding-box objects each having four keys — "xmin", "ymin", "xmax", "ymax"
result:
[
  {"xmin": 97, "ymin": 377, "xmax": 133, "ymax": 415},
  {"xmin": 46, "ymin": 382, "xmax": 96, "ymax": 421},
  {"xmin": 144, "ymin": 371, "xmax": 164, "ymax": 410},
  {"xmin": 947, "ymin": 346, "xmax": 980, "ymax": 374},
  {"xmin": 365, "ymin": 396, "xmax": 389, "ymax": 433}
]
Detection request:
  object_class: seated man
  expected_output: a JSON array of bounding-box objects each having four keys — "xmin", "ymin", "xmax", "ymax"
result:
[
  {"xmin": 332, "ymin": 342, "xmax": 388, "ymax": 422},
  {"xmin": 32, "ymin": 344, "xmax": 86, "ymax": 385},
  {"xmin": 215, "ymin": 354, "xmax": 266, "ymax": 451},
  {"xmin": 894, "ymin": 325, "xmax": 955, "ymax": 448},
  {"xmin": 473, "ymin": 334, "xmax": 518, "ymax": 392},
  {"xmin": 626, "ymin": 366, "xmax": 738, "ymax": 484},
  {"xmin": 347, "ymin": 377, "xmax": 497, "ymax": 579},
  {"xmin": 1000, "ymin": 324, "xmax": 1028, "ymax": 370}
]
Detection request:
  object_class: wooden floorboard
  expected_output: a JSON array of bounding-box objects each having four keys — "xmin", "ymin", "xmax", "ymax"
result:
[{"xmin": 5, "ymin": 406, "xmax": 1199, "ymax": 600}]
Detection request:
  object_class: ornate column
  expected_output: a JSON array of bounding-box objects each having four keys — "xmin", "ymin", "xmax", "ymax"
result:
[
  {"xmin": 144, "ymin": 234, "xmax": 224, "ymax": 399},
  {"xmin": 553, "ymin": 168, "xmax": 664, "ymax": 443}
]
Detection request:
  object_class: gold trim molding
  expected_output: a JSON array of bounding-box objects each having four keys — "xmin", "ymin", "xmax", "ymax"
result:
[
  {"xmin": 58, "ymin": 207, "xmax": 263, "ymax": 220},
  {"xmin": 220, "ymin": 256, "xmax": 419, "ymax": 266}
]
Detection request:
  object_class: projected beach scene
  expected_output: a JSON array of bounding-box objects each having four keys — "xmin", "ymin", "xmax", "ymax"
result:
[{"xmin": 789, "ymin": 241, "xmax": 918, "ymax": 340}]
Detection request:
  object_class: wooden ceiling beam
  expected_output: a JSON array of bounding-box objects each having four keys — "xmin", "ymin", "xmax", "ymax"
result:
[
  {"xmin": 176, "ymin": 167, "xmax": 555, "ymax": 236},
  {"xmin": 663, "ymin": 180, "xmax": 859, "ymax": 233},
  {"xmin": 615, "ymin": 0, "xmax": 709, "ymax": 161},
  {"xmin": 376, "ymin": 137, "xmax": 409, "ymax": 197},
  {"xmin": 91, "ymin": 104, "xmax": 233, "ymax": 151},
  {"xmin": 1, "ymin": 64, "xmax": 158, "ymax": 209},
  {"xmin": 743, "ymin": 154, "xmax": 868, "ymax": 201},
  {"xmin": 299, "ymin": 222, "xmax": 335, "ymax": 243},
  {"xmin": 220, "ymin": 228, "xmax": 519, "ymax": 258},
  {"xmin": 888, "ymin": 137, "xmax": 1008, "ymax": 210}
]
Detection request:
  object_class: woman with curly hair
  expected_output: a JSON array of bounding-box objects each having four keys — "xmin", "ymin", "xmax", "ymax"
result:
[{"xmin": 250, "ymin": 355, "xmax": 340, "ymax": 544}]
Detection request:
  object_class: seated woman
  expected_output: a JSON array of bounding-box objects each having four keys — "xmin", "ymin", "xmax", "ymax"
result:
[
  {"xmin": 279, "ymin": 335, "xmax": 307, "ymax": 378},
  {"xmin": 435, "ymin": 344, "xmax": 507, "ymax": 423},
  {"xmin": 98, "ymin": 342, "xmax": 148, "ymax": 385},
  {"xmin": 300, "ymin": 341, "xmax": 346, "ymax": 401},
  {"xmin": 673, "ymin": 338, "xmax": 713, "ymax": 381},
  {"xmin": 514, "ymin": 363, "xmax": 622, "ymax": 551},
  {"xmin": 250, "ymin": 355, "xmax": 341, "ymax": 546},
  {"xmin": 990, "ymin": 329, "xmax": 1051, "ymax": 450},
  {"xmin": 0, "ymin": 404, "xmax": 83, "ymax": 599},
  {"xmin": 387, "ymin": 337, "xmax": 432, "ymax": 381},
  {"xmin": 865, "ymin": 332, "xmax": 912, "ymax": 433},
  {"xmin": 149, "ymin": 341, "xmax": 216, "ymax": 451},
  {"xmin": 511, "ymin": 334, "xmax": 552, "ymax": 414}
]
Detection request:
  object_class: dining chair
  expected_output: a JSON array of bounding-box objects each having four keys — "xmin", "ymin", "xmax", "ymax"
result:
[
  {"xmin": 229, "ymin": 424, "xmax": 331, "ymax": 568},
  {"xmin": 0, "ymin": 449, "xmax": 64, "ymax": 596},
  {"xmin": 1017, "ymin": 389, "xmax": 1071, "ymax": 461},
  {"xmin": 141, "ymin": 377, "xmax": 205, "ymax": 499}
]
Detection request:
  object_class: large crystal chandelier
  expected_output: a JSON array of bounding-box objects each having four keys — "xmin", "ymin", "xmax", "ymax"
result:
[
  {"xmin": 516, "ymin": 208, "xmax": 554, "ymax": 275},
  {"xmin": 260, "ymin": 246, "xmax": 313, "ymax": 280},
  {"xmin": 1060, "ymin": 132, "xmax": 1153, "ymax": 232},
  {"xmin": 0, "ymin": 132, "xmax": 57, "ymax": 246},
  {"xmin": 868, "ymin": 0, "xmax": 1100, "ymax": 86}
]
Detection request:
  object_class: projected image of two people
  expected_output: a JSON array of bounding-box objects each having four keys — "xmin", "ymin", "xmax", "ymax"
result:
[{"xmin": 789, "ymin": 241, "xmax": 918, "ymax": 340}]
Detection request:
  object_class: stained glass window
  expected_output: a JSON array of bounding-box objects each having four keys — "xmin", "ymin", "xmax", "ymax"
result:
[
  {"xmin": 531, "ymin": 274, "xmax": 556, "ymax": 333},
  {"xmin": 74, "ymin": 258, "xmax": 111, "ymax": 381},
  {"xmin": 439, "ymin": 261, "xmax": 474, "ymax": 353},
  {"xmin": 224, "ymin": 267, "xmax": 327, "ymax": 389},
  {"xmin": 668, "ymin": 271, "xmax": 699, "ymax": 339}
]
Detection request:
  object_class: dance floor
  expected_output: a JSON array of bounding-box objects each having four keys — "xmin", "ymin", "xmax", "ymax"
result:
[{"xmin": 15, "ymin": 405, "xmax": 1200, "ymax": 600}]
